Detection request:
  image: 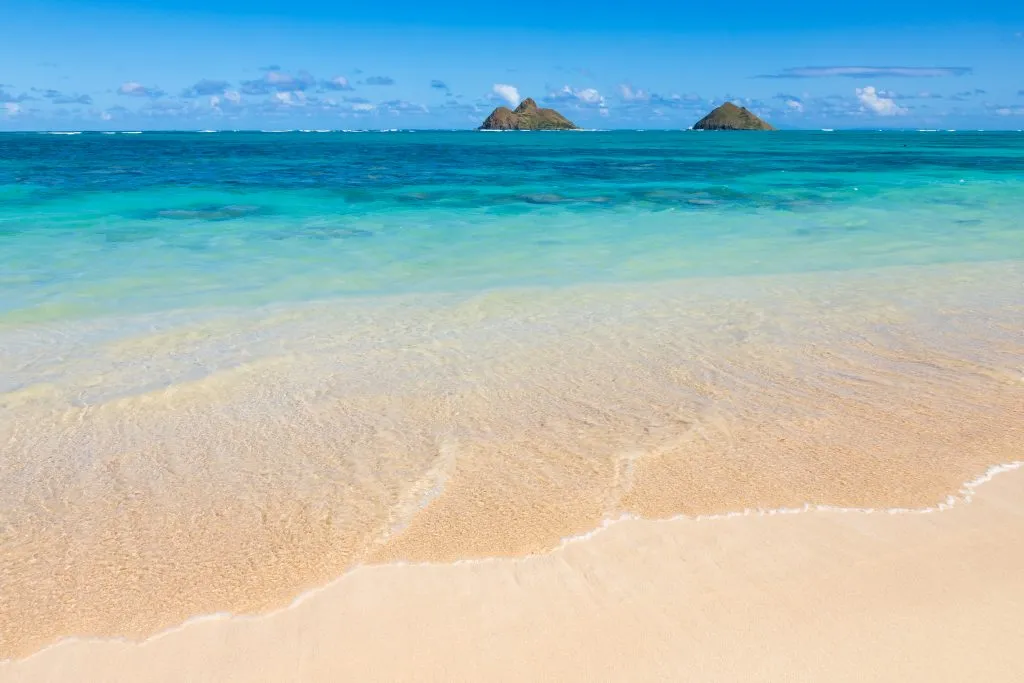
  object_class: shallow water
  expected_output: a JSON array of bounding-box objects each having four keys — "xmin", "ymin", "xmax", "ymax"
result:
[{"xmin": 1, "ymin": 131, "xmax": 1022, "ymax": 658}]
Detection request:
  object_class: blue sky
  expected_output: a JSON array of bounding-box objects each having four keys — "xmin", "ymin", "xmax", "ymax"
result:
[{"xmin": 2, "ymin": 0, "xmax": 1022, "ymax": 130}]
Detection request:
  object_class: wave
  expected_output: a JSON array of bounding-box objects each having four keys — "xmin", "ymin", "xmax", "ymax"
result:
[{"xmin": 6, "ymin": 458, "xmax": 1021, "ymax": 666}]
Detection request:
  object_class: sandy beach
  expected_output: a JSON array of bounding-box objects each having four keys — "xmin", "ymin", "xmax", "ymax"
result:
[
  {"xmin": 3, "ymin": 462, "xmax": 1023, "ymax": 682},
  {"xmin": 2, "ymin": 262, "xmax": 1023, "ymax": 674}
]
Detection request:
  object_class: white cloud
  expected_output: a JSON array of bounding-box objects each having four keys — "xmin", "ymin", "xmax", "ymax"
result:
[
  {"xmin": 381, "ymin": 99, "xmax": 428, "ymax": 114},
  {"xmin": 785, "ymin": 99, "xmax": 804, "ymax": 112},
  {"xmin": 855, "ymin": 86, "xmax": 908, "ymax": 116},
  {"xmin": 618, "ymin": 84, "xmax": 649, "ymax": 101},
  {"xmin": 352, "ymin": 102, "xmax": 375, "ymax": 112},
  {"xmin": 266, "ymin": 71, "xmax": 293, "ymax": 86},
  {"xmin": 763, "ymin": 66, "xmax": 971, "ymax": 78},
  {"xmin": 118, "ymin": 81, "xmax": 164, "ymax": 98},
  {"xmin": 270, "ymin": 91, "xmax": 307, "ymax": 107},
  {"xmin": 100, "ymin": 111, "xmax": 113, "ymax": 121},
  {"xmin": 241, "ymin": 70, "xmax": 315, "ymax": 95},
  {"xmin": 207, "ymin": 91, "xmax": 242, "ymax": 114},
  {"xmin": 619, "ymin": 87, "xmax": 702, "ymax": 110},
  {"xmin": 322, "ymin": 76, "xmax": 353, "ymax": 91},
  {"xmin": 3, "ymin": 102, "xmax": 21, "ymax": 115},
  {"xmin": 492, "ymin": 83, "xmax": 520, "ymax": 106},
  {"xmin": 550, "ymin": 85, "xmax": 606, "ymax": 108}
]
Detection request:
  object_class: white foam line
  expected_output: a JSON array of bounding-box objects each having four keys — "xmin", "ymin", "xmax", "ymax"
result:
[
  {"xmin": 5, "ymin": 459, "xmax": 1022, "ymax": 664},
  {"xmin": 555, "ymin": 462, "xmax": 1023, "ymax": 546}
]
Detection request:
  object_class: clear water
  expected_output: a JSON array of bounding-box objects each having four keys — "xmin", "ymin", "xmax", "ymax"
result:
[
  {"xmin": 2, "ymin": 130, "xmax": 1023, "ymax": 657},
  {"xmin": 2, "ymin": 130, "xmax": 1022, "ymax": 324}
]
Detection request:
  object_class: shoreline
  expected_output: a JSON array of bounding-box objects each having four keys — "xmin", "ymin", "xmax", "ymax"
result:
[
  {"xmin": 3, "ymin": 458, "xmax": 1022, "ymax": 677},
  {"xmin": 2, "ymin": 260, "xmax": 1022, "ymax": 662}
]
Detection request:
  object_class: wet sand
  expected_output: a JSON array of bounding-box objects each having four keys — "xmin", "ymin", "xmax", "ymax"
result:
[
  {"xmin": 1, "ymin": 262, "xmax": 1022, "ymax": 665},
  {"xmin": 3, "ymin": 464, "xmax": 1023, "ymax": 682}
]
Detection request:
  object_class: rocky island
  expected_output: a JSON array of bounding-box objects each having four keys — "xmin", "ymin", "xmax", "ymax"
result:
[
  {"xmin": 692, "ymin": 102, "xmax": 775, "ymax": 130},
  {"xmin": 479, "ymin": 98, "xmax": 578, "ymax": 130}
]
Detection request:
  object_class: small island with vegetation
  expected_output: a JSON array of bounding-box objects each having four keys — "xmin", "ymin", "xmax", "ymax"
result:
[
  {"xmin": 692, "ymin": 102, "xmax": 775, "ymax": 130},
  {"xmin": 479, "ymin": 98, "xmax": 578, "ymax": 130}
]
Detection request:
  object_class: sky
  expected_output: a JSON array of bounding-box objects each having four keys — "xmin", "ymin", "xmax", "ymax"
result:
[{"xmin": 1, "ymin": 0, "xmax": 1023, "ymax": 130}]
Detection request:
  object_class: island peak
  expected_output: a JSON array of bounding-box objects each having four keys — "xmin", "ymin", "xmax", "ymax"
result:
[
  {"xmin": 692, "ymin": 102, "xmax": 775, "ymax": 131},
  {"xmin": 479, "ymin": 98, "xmax": 577, "ymax": 130},
  {"xmin": 514, "ymin": 98, "xmax": 539, "ymax": 113}
]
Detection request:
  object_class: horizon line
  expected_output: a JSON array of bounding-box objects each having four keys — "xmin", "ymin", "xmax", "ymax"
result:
[{"xmin": 2, "ymin": 127, "xmax": 1022, "ymax": 134}]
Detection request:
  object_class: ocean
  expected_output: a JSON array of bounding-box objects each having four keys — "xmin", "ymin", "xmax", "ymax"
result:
[
  {"xmin": 2, "ymin": 130, "xmax": 1023, "ymax": 322},
  {"xmin": 1, "ymin": 130, "xmax": 1022, "ymax": 657}
]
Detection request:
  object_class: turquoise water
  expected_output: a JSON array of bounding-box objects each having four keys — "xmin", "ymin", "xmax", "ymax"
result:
[{"xmin": 2, "ymin": 130, "xmax": 1022, "ymax": 323}]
